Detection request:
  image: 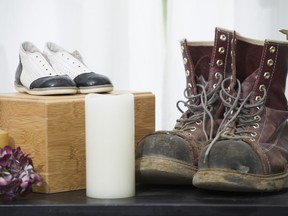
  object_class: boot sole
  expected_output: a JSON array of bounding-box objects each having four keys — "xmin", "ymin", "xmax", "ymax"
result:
[
  {"xmin": 136, "ymin": 156, "xmax": 197, "ymax": 184},
  {"xmin": 78, "ymin": 85, "xmax": 113, "ymax": 94},
  {"xmin": 15, "ymin": 84, "xmax": 77, "ymax": 95},
  {"xmin": 193, "ymin": 168, "xmax": 288, "ymax": 192}
]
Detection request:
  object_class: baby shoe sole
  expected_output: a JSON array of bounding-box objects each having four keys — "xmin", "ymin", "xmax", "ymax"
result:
[
  {"xmin": 78, "ymin": 84, "xmax": 113, "ymax": 94},
  {"xmin": 136, "ymin": 156, "xmax": 197, "ymax": 184},
  {"xmin": 193, "ymin": 168, "xmax": 288, "ymax": 192},
  {"xmin": 15, "ymin": 83, "xmax": 77, "ymax": 96}
]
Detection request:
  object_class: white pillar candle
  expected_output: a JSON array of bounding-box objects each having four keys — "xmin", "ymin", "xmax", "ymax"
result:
[{"xmin": 85, "ymin": 93, "xmax": 135, "ymax": 199}]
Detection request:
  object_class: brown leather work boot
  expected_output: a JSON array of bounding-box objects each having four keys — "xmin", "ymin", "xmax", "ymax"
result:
[
  {"xmin": 193, "ymin": 32, "xmax": 288, "ymax": 192},
  {"xmin": 136, "ymin": 28, "xmax": 233, "ymax": 184}
]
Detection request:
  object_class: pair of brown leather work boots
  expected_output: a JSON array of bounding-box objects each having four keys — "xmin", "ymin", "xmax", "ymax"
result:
[{"xmin": 136, "ymin": 27, "xmax": 288, "ymax": 192}]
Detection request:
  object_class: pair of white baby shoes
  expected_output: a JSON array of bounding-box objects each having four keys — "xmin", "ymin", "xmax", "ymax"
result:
[{"xmin": 15, "ymin": 42, "xmax": 113, "ymax": 95}]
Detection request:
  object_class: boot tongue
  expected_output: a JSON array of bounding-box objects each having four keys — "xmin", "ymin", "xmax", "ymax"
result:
[
  {"xmin": 240, "ymin": 69, "xmax": 258, "ymax": 99},
  {"xmin": 196, "ymin": 75, "xmax": 207, "ymax": 87}
]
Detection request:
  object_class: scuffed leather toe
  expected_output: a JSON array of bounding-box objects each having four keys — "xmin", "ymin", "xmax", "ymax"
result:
[
  {"xmin": 198, "ymin": 140, "xmax": 263, "ymax": 174},
  {"xmin": 136, "ymin": 133, "xmax": 193, "ymax": 164}
]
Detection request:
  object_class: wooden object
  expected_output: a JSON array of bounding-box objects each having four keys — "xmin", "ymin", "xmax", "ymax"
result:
[
  {"xmin": 0, "ymin": 129, "xmax": 9, "ymax": 147},
  {"xmin": 0, "ymin": 91, "xmax": 155, "ymax": 193}
]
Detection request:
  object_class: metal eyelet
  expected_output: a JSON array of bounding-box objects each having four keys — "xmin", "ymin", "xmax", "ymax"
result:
[
  {"xmin": 251, "ymin": 132, "xmax": 257, "ymax": 137},
  {"xmin": 263, "ymin": 72, "xmax": 270, "ymax": 79},
  {"xmin": 213, "ymin": 84, "xmax": 217, "ymax": 89},
  {"xmin": 253, "ymin": 123, "xmax": 259, "ymax": 129},
  {"xmin": 190, "ymin": 127, "xmax": 196, "ymax": 132},
  {"xmin": 185, "ymin": 70, "xmax": 190, "ymax": 77},
  {"xmin": 216, "ymin": 60, "xmax": 223, "ymax": 66},
  {"xmin": 215, "ymin": 72, "xmax": 221, "ymax": 79},
  {"xmin": 196, "ymin": 120, "xmax": 202, "ymax": 125},
  {"xmin": 220, "ymin": 34, "xmax": 227, "ymax": 41},
  {"xmin": 269, "ymin": 46, "xmax": 276, "ymax": 53},
  {"xmin": 218, "ymin": 47, "xmax": 225, "ymax": 54},
  {"xmin": 267, "ymin": 59, "xmax": 274, "ymax": 66},
  {"xmin": 250, "ymin": 138, "xmax": 255, "ymax": 142},
  {"xmin": 254, "ymin": 115, "xmax": 261, "ymax": 121},
  {"xmin": 227, "ymin": 86, "xmax": 231, "ymax": 93},
  {"xmin": 183, "ymin": 58, "xmax": 187, "ymax": 65},
  {"xmin": 181, "ymin": 45, "xmax": 184, "ymax": 53},
  {"xmin": 255, "ymin": 96, "xmax": 261, "ymax": 101},
  {"xmin": 259, "ymin": 85, "xmax": 266, "ymax": 92},
  {"xmin": 187, "ymin": 83, "xmax": 192, "ymax": 88}
]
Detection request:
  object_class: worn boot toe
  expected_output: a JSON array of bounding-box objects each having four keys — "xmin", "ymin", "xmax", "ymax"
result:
[
  {"xmin": 198, "ymin": 140, "xmax": 263, "ymax": 174},
  {"xmin": 136, "ymin": 133, "xmax": 196, "ymax": 184}
]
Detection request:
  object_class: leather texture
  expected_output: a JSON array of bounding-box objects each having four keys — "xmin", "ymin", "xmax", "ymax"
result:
[
  {"xmin": 15, "ymin": 41, "xmax": 77, "ymax": 95},
  {"xmin": 136, "ymin": 27, "xmax": 234, "ymax": 182},
  {"xmin": 198, "ymin": 33, "xmax": 288, "ymax": 177},
  {"xmin": 44, "ymin": 42, "xmax": 113, "ymax": 92}
]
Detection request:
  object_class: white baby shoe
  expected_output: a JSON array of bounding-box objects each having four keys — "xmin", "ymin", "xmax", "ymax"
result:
[
  {"xmin": 15, "ymin": 42, "xmax": 77, "ymax": 95},
  {"xmin": 44, "ymin": 42, "xmax": 113, "ymax": 93}
]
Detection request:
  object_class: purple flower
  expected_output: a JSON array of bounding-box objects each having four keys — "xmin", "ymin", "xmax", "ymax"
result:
[{"xmin": 0, "ymin": 146, "xmax": 42, "ymax": 200}]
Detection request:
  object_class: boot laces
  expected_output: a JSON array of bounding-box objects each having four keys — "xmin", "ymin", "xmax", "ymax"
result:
[
  {"xmin": 175, "ymin": 73, "xmax": 223, "ymax": 141},
  {"xmin": 203, "ymin": 76, "xmax": 267, "ymax": 163}
]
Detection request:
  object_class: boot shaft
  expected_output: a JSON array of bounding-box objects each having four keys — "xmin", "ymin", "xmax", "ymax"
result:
[
  {"xmin": 234, "ymin": 35, "xmax": 288, "ymax": 111},
  {"xmin": 180, "ymin": 27, "xmax": 233, "ymax": 96}
]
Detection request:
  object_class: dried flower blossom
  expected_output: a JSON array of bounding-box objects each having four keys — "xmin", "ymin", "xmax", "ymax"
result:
[{"xmin": 0, "ymin": 146, "xmax": 42, "ymax": 200}]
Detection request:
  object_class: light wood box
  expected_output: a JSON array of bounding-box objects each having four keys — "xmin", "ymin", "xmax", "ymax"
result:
[{"xmin": 0, "ymin": 91, "xmax": 155, "ymax": 193}]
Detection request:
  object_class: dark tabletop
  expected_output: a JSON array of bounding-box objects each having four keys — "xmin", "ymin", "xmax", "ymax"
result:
[{"xmin": 1, "ymin": 184, "xmax": 288, "ymax": 216}]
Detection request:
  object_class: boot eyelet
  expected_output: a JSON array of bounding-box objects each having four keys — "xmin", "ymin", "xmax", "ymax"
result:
[
  {"xmin": 269, "ymin": 46, "xmax": 276, "ymax": 53},
  {"xmin": 218, "ymin": 47, "xmax": 225, "ymax": 54},
  {"xmin": 227, "ymin": 86, "xmax": 231, "ymax": 93},
  {"xmin": 254, "ymin": 115, "xmax": 261, "ymax": 121},
  {"xmin": 251, "ymin": 132, "xmax": 257, "ymax": 137},
  {"xmin": 213, "ymin": 84, "xmax": 217, "ymax": 89},
  {"xmin": 259, "ymin": 85, "xmax": 266, "ymax": 91},
  {"xmin": 187, "ymin": 83, "xmax": 192, "ymax": 88},
  {"xmin": 250, "ymin": 138, "xmax": 255, "ymax": 142},
  {"xmin": 196, "ymin": 120, "xmax": 202, "ymax": 125},
  {"xmin": 190, "ymin": 127, "xmax": 196, "ymax": 132},
  {"xmin": 227, "ymin": 97, "xmax": 232, "ymax": 103},
  {"xmin": 267, "ymin": 59, "xmax": 274, "ymax": 66},
  {"xmin": 253, "ymin": 123, "xmax": 259, "ymax": 129},
  {"xmin": 215, "ymin": 72, "xmax": 221, "ymax": 79},
  {"xmin": 220, "ymin": 34, "xmax": 227, "ymax": 41},
  {"xmin": 183, "ymin": 58, "xmax": 187, "ymax": 65},
  {"xmin": 263, "ymin": 72, "xmax": 270, "ymax": 79},
  {"xmin": 185, "ymin": 70, "xmax": 190, "ymax": 77},
  {"xmin": 216, "ymin": 60, "xmax": 223, "ymax": 66},
  {"xmin": 181, "ymin": 45, "xmax": 184, "ymax": 53},
  {"xmin": 255, "ymin": 96, "xmax": 261, "ymax": 101}
]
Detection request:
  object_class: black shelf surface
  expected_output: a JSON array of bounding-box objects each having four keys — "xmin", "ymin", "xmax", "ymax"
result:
[{"xmin": 1, "ymin": 184, "xmax": 288, "ymax": 216}]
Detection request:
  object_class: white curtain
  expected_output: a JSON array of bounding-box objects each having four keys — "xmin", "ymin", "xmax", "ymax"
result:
[{"xmin": 0, "ymin": 0, "xmax": 287, "ymax": 130}]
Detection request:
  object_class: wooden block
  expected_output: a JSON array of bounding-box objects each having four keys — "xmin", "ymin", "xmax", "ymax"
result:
[{"xmin": 0, "ymin": 91, "xmax": 155, "ymax": 193}]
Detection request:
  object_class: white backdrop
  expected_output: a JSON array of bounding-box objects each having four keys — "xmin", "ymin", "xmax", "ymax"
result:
[{"xmin": 0, "ymin": 0, "xmax": 287, "ymax": 130}]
